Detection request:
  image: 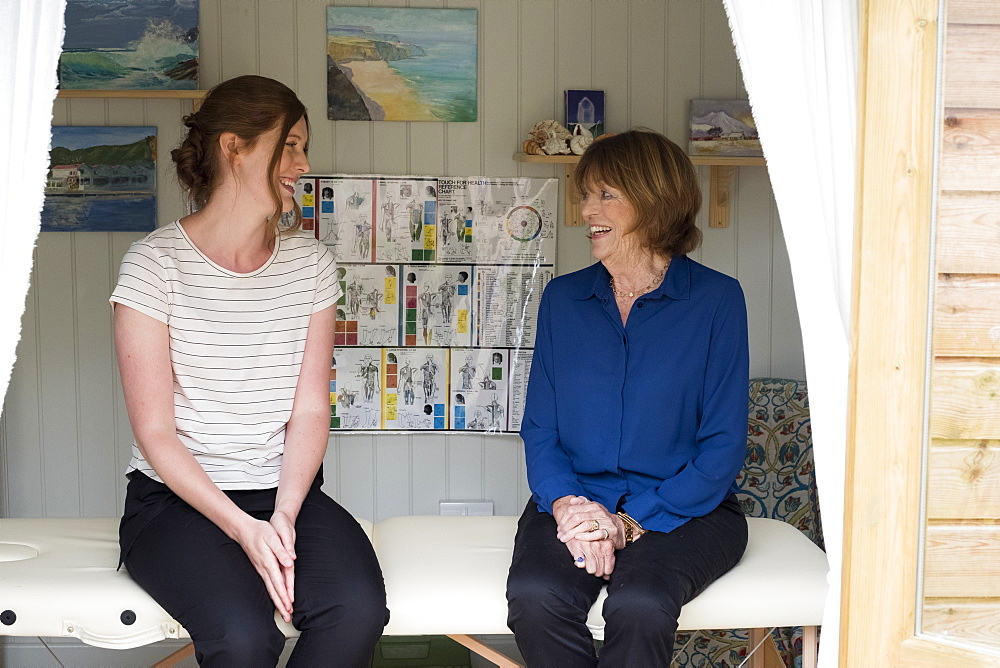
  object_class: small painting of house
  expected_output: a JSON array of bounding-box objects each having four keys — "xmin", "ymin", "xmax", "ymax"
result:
[
  {"xmin": 689, "ymin": 99, "xmax": 763, "ymax": 157},
  {"xmin": 42, "ymin": 127, "xmax": 157, "ymax": 232}
]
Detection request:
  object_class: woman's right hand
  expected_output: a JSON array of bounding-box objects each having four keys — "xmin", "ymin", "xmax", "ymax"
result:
[{"xmin": 234, "ymin": 516, "xmax": 296, "ymax": 622}]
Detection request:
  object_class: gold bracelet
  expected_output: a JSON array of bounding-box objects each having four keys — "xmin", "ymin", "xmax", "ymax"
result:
[{"xmin": 617, "ymin": 512, "xmax": 643, "ymax": 545}]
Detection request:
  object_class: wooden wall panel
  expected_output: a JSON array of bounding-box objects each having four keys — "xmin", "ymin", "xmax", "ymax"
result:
[
  {"xmin": 923, "ymin": 599, "xmax": 1000, "ymax": 648},
  {"xmin": 1, "ymin": 0, "xmax": 804, "ymax": 528},
  {"xmin": 924, "ymin": 525, "xmax": 1000, "ymax": 597},
  {"xmin": 944, "ymin": 24, "xmax": 1000, "ymax": 109},
  {"xmin": 936, "ymin": 191, "xmax": 1000, "ymax": 274},
  {"xmin": 933, "ymin": 274, "xmax": 1000, "ymax": 356},
  {"xmin": 927, "ymin": 440, "xmax": 1000, "ymax": 519},
  {"xmin": 940, "ymin": 109, "xmax": 1000, "ymax": 191},
  {"xmin": 930, "ymin": 362, "xmax": 1000, "ymax": 439},
  {"xmin": 949, "ymin": 0, "xmax": 1000, "ymax": 24}
]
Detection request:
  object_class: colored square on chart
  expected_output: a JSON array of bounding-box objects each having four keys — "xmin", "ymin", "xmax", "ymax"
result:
[
  {"xmin": 386, "ymin": 376, "xmax": 397, "ymax": 389},
  {"xmin": 424, "ymin": 201, "xmax": 436, "ymax": 214},
  {"xmin": 302, "ymin": 220, "xmax": 314, "ymax": 231},
  {"xmin": 338, "ymin": 282, "xmax": 347, "ymax": 304},
  {"xmin": 329, "ymin": 392, "xmax": 336, "ymax": 405},
  {"xmin": 406, "ymin": 285, "xmax": 417, "ymax": 296},
  {"xmin": 458, "ymin": 284, "xmax": 468, "ymax": 296},
  {"xmin": 335, "ymin": 333, "xmax": 347, "ymax": 346},
  {"xmin": 302, "ymin": 194, "xmax": 314, "ymax": 207},
  {"xmin": 465, "ymin": 231, "xmax": 472, "ymax": 242},
  {"xmin": 322, "ymin": 201, "xmax": 334, "ymax": 213},
  {"xmin": 384, "ymin": 277, "xmax": 397, "ymax": 304},
  {"xmin": 406, "ymin": 321, "xmax": 416, "ymax": 335},
  {"xmin": 423, "ymin": 250, "xmax": 435, "ymax": 261},
  {"xmin": 387, "ymin": 364, "xmax": 397, "ymax": 374},
  {"xmin": 386, "ymin": 406, "xmax": 397, "ymax": 420},
  {"xmin": 405, "ymin": 308, "xmax": 416, "ymax": 322},
  {"xmin": 329, "ymin": 381, "xmax": 336, "ymax": 392},
  {"xmin": 346, "ymin": 333, "xmax": 358, "ymax": 346},
  {"xmin": 454, "ymin": 418, "xmax": 465, "ymax": 429},
  {"xmin": 405, "ymin": 334, "xmax": 416, "ymax": 346},
  {"xmin": 331, "ymin": 416, "xmax": 340, "ymax": 429},
  {"xmin": 387, "ymin": 394, "xmax": 397, "ymax": 406},
  {"xmin": 434, "ymin": 404, "xmax": 445, "ymax": 417},
  {"xmin": 302, "ymin": 207, "xmax": 314, "ymax": 218},
  {"xmin": 336, "ymin": 320, "xmax": 347, "ymax": 332},
  {"xmin": 346, "ymin": 321, "xmax": 358, "ymax": 333},
  {"xmin": 492, "ymin": 367, "xmax": 503, "ymax": 380},
  {"xmin": 422, "ymin": 224, "xmax": 435, "ymax": 247},
  {"xmin": 434, "ymin": 417, "xmax": 445, "ymax": 429},
  {"xmin": 457, "ymin": 310, "xmax": 468, "ymax": 334},
  {"xmin": 329, "ymin": 369, "xmax": 337, "ymax": 381},
  {"xmin": 406, "ymin": 297, "xmax": 416, "ymax": 309},
  {"xmin": 454, "ymin": 405, "xmax": 465, "ymax": 418},
  {"xmin": 412, "ymin": 249, "xmax": 423, "ymax": 261}
]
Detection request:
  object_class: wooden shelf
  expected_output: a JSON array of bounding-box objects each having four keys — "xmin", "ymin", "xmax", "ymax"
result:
[
  {"xmin": 513, "ymin": 152, "xmax": 767, "ymax": 228},
  {"xmin": 57, "ymin": 89, "xmax": 206, "ymax": 100}
]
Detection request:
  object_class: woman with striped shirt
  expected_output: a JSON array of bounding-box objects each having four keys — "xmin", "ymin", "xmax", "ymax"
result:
[{"xmin": 111, "ymin": 76, "xmax": 387, "ymax": 666}]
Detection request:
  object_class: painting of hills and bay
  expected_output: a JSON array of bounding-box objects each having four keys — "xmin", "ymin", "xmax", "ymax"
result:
[
  {"xmin": 327, "ymin": 7, "xmax": 477, "ymax": 122},
  {"xmin": 689, "ymin": 99, "xmax": 763, "ymax": 157},
  {"xmin": 60, "ymin": 0, "xmax": 198, "ymax": 90},
  {"xmin": 42, "ymin": 127, "xmax": 157, "ymax": 232}
]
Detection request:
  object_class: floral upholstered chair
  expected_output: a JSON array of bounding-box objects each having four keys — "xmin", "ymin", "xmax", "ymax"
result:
[{"xmin": 672, "ymin": 378, "xmax": 824, "ymax": 668}]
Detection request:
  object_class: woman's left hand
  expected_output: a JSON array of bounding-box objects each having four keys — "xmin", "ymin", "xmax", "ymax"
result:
[
  {"xmin": 269, "ymin": 510, "xmax": 297, "ymax": 609},
  {"xmin": 555, "ymin": 497, "xmax": 625, "ymax": 550}
]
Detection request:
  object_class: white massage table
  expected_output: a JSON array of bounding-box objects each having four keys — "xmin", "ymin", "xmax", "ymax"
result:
[{"xmin": 0, "ymin": 515, "xmax": 827, "ymax": 667}]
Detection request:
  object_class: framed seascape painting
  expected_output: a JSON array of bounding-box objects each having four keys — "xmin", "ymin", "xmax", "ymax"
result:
[
  {"xmin": 42, "ymin": 127, "xmax": 157, "ymax": 232},
  {"xmin": 327, "ymin": 7, "xmax": 478, "ymax": 122},
  {"xmin": 59, "ymin": 0, "xmax": 199, "ymax": 90},
  {"xmin": 688, "ymin": 99, "xmax": 763, "ymax": 157}
]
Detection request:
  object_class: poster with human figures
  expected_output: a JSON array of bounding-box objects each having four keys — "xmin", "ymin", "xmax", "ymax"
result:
[
  {"xmin": 335, "ymin": 264, "xmax": 399, "ymax": 347},
  {"xmin": 331, "ymin": 348, "xmax": 382, "ymax": 430},
  {"xmin": 295, "ymin": 173, "xmax": 555, "ymax": 433},
  {"xmin": 450, "ymin": 348, "xmax": 509, "ymax": 432},
  {"xmin": 383, "ymin": 348, "xmax": 448, "ymax": 430},
  {"xmin": 402, "ymin": 265, "xmax": 473, "ymax": 347}
]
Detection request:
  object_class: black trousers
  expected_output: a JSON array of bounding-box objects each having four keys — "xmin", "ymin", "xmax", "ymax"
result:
[
  {"xmin": 506, "ymin": 496, "xmax": 748, "ymax": 667},
  {"xmin": 120, "ymin": 471, "xmax": 388, "ymax": 668}
]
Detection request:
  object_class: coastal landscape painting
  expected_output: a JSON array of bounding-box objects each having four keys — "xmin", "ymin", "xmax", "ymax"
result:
[
  {"xmin": 688, "ymin": 99, "xmax": 763, "ymax": 157},
  {"xmin": 327, "ymin": 7, "xmax": 477, "ymax": 122},
  {"xmin": 42, "ymin": 127, "xmax": 157, "ymax": 232},
  {"xmin": 59, "ymin": 0, "xmax": 199, "ymax": 90}
]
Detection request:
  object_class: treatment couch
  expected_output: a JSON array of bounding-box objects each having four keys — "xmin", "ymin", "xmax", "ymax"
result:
[{"xmin": 0, "ymin": 378, "xmax": 827, "ymax": 667}]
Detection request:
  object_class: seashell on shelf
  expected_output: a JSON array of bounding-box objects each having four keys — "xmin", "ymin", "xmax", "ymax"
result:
[
  {"xmin": 571, "ymin": 124, "xmax": 594, "ymax": 140},
  {"xmin": 569, "ymin": 134, "xmax": 593, "ymax": 155},
  {"xmin": 541, "ymin": 136, "xmax": 572, "ymax": 155},
  {"xmin": 522, "ymin": 139, "xmax": 544, "ymax": 155},
  {"xmin": 529, "ymin": 119, "xmax": 572, "ymax": 144}
]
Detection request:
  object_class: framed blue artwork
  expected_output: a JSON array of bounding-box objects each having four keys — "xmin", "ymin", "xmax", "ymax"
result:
[{"xmin": 565, "ymin": 89, "xmax": 605, "ymax": 137}]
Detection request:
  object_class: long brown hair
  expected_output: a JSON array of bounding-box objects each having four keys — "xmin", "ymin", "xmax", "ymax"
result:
[
  {"xmin": 171, "ymin": 75, "xmax": 308, "ymax": 233},
  {"xmin": 574, "ymin": 129, "xmax": 702, "ymax": 256}
]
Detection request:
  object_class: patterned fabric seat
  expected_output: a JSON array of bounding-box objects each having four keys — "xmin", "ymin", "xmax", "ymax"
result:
[{"xmin": 673, "ymin": 377, "xmax": 823, "ymax": 667}]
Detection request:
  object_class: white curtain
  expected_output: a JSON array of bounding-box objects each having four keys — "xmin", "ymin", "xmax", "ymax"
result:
[
  {"xmin": 722, "ymin": 1, "xmax": 857, "ymax": 665},
  {"xmin": 0, "ymin": 0, "xmax": 65, "ymax": 407}
]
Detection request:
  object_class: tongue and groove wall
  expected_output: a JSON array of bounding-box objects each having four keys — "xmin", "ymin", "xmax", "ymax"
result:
[{"xmin": 0, "ymin": 0, "xmax": 804, "ymax": 524}]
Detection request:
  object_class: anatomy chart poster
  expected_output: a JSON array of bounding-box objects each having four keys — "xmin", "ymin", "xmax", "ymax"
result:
[{"xmin": 298, "ymin": 174, "xmax": 555, "ymax": 434}]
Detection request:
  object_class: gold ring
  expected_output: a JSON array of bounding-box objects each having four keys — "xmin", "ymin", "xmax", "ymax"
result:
[
  {"xmin": 602, "ymin": 528, "xmax": 610, "ymax": 540},
  {"xmin": 590, "ymin": 519, "xmax": 600, "ymax": 532}
]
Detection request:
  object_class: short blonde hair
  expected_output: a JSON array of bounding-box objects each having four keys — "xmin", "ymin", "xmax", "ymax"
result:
[{"xmin": 574, "ymin": 129, "xmax": 702, "ymax": 256}]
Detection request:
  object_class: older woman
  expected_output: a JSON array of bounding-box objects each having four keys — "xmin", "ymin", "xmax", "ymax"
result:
[{"xmin": 506, "ymin": 129, "xmax": 749, "ymax": 665}]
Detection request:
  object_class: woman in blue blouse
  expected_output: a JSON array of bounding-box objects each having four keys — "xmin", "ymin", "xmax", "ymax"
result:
[{"xmin": 506, "ymin": 129, "xmax": 750, "ymax": 665}]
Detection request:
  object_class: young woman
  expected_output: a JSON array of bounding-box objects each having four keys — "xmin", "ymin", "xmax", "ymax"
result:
[{"xmin": 111, "ymin": 75, "xmax": 387, "ymax": 666}]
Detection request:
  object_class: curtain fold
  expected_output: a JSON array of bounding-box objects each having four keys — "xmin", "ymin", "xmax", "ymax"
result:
[
  {"xmin": 721, "ymin": 1, "xmax": 858, "ymax": 665},
  {"xmin": 0, "ymin": 0, "xmax": 66, "ymax": 407}
]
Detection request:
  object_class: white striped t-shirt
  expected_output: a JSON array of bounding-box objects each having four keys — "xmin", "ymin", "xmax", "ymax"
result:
[{"xmin": 110, "ymin": 221, "xmax": 341, "ymax": 489}]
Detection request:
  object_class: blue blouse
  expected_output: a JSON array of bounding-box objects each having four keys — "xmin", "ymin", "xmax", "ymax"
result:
[{"xmin": 521, "ymin": 255, "xmax": 749, "ymax": 534}]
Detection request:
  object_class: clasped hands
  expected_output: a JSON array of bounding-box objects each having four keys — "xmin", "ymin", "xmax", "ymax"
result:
[
  {"xmin": 235, "ymin": 510, "xmax": 297, "ymax": 622},
  {"xmin": 551, "ymin": 495, "xmax": 643, "ymax": 579}
]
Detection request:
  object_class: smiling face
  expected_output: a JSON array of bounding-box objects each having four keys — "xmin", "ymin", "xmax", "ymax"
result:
[
  {"xmin": 580, "ymin": 182, "xmax": 642, "ymax": 265},
  {"xmin": 237, "ymin": 115, "xmax": 310, "ymax": 217}
]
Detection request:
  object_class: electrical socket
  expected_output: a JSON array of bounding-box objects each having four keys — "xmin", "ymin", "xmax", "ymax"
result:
[{"xmin": 439, "ymin": 500, "xmax": 494, "ymax": 516}]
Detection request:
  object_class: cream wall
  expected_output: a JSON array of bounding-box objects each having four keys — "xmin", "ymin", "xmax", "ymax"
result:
[{"xmin": 0, "ymin": 0, "xmax": 804, "ymax": 524}]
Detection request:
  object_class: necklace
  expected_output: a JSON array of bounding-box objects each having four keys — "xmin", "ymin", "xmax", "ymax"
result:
[{"xmin": 610, "ymin": 259, "xmax": 670, "ymax": 298}]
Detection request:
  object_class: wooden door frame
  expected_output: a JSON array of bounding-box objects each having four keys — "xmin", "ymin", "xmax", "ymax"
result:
[{"xmin": 844, "ymin": 0, "xmax": 1000, "ymax": 664}]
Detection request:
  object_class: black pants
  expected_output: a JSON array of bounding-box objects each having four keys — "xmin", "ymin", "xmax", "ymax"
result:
[
  {"xmin": 506, "ymin": 496, "xmax": 748, "ymax": 667},
  {"xmin": 120, "ymin": 471, "xmax": 388, "ymax": 667}
]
